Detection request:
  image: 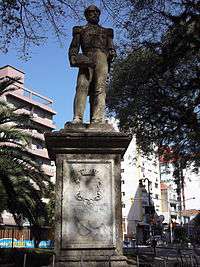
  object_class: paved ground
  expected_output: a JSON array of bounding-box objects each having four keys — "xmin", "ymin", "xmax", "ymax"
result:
[{"xmin": 124, "ymin": 245, "xmax": 200, "ymax": 266}]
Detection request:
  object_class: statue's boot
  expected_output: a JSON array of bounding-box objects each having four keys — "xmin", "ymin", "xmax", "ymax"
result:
[{"xmin": 71, "ymin": 116, "xmax": 83, "ymax": 124}]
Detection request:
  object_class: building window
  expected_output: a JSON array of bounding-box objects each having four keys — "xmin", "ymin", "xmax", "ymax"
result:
[
  {"xmin": 121, "ymin": 180, "xmax": 125, "ymax": 184},
  {"xmin": 122, "ymin": 192, "xmax": 125, "ymax": 196},
  {"xmin": 36, "ymin": 143, "xmax": 44, "ymax": 149},
  {"xmin": 149, "ymin": 181, "xmax": 152, "ymax": 191},
  {"xmin": 155, "ymin": 183, "xmax": 158, "ymax": 188},
  {"xmin": 122, "ymin": 203, "xmax": 125, "ymax": 208},
  {"xmin": 141, "ymin": 167, "xmax": 145, "ymax": 172},
  {"xmin": 155, "ymin": 194, "xmax": 159, "ymax": 199},
  {"xmin": 121, "ymin": 169, "xmax": 124, "ymax": 173}
]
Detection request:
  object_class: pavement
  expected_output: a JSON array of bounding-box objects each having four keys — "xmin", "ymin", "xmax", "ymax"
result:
[{"xmin": 124, "ymin": 244, "xmax": 200, "ymax": 266}]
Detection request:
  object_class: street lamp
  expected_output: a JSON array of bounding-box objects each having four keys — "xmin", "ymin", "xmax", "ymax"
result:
[
  {"xmin": 139, "ymin": 178, "xmax": 152, "ymax": 207},
  {"xmin": 139, "ymin": 178, "xmax": 154, "ymax": 237},
  {"xmin": 182, "ymin": 197, "xmax": 195, "ymax": 202}
]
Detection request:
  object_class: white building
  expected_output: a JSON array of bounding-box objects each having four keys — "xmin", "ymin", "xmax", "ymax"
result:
[
  {"xmin": 183, "ymin": 167, "xmax": 200, "ymax": 210},
  {"xmin": 160, "ymin": 160, "xmax": 200, "ymax": 224},
  {"xmin": 160, "ymin": 182, "xmax": 179, "ymax": 224},
  {"xmin": 121, "ymin": 137, "xmax": 161, "ymax": 242}
]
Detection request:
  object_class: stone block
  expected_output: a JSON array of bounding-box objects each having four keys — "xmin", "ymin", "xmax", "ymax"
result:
[{"xmin": 45, "ymin": 124, "xmax": 132, "ymax": 267}]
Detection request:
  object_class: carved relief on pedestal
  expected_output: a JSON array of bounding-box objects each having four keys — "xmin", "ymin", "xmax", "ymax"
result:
[
  {"xmin": 61, "ymin": 160, "xmax": 115, "ymax": 248},
  {"xmin": 71, "ymin": 168, "xmax": 103, "ymax": 206}
]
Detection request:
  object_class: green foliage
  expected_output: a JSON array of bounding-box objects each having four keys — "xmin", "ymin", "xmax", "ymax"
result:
[
  {"xmin": 46, "ymin": 190, "xmax": 55, "ymax": 227},
  {"xmin": 173, "ymin": 227, "xmax": 189, "ymax": 243},
  {"xmin": 2, "ymin": 0, "xmax": 199, "ymax": 59},
  {"xmin": 0, "ymin": 78, "xmax": 52, "ymax": 227},
  {"xmin": 107, "ymin": 0, "xmax": 200, "ymax": 165}
]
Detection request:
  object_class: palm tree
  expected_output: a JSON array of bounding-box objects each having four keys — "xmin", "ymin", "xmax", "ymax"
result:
[{"xmin": 0, "ymin": 77, "xmax": 52, "ymax": 228}]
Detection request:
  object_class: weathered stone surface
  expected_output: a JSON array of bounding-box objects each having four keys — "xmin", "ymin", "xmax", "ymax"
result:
[
  {"xmin": 45, "ymin": 127, "xmax": 132, "ymax": 267},
  {"xmin": 45, "ymin": 125, "xmax": 131, "ymax": 160},
  {"xmin": 61, "ymin": 160, "xmax": 114, "ymax": 249},
  {"xmin": 54, "ymin": 255, "xmax": 129, "ymax": 267},
  {"xmin": 64, "ymin": 121, "xmax": 115, "ymax": 132}
]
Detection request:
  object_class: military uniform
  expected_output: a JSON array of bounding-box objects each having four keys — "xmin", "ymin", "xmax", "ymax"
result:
[{"xmin": 69, "ymin": 23, "xmax": 115, "ymax": 123}]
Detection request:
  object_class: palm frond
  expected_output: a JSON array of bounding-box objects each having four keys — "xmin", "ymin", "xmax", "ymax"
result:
[
  {"xmin": 0, "ymin": 78, "xmax": 52, "ymax": 226},
  {"xmin": 0, "ymin": 77, "xmax": 21, "ymax": 96}
]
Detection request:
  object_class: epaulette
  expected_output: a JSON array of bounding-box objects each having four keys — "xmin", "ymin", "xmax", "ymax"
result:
[
  {"xmin": 107, "ymin": 28, "xmax": 114, "ymax": 38},
  {"xmin": 72, "ymin": 26, "xmax": 82, "ymax": 36}
]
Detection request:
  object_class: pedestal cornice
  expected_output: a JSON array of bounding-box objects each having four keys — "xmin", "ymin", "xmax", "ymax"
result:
[{"xmin": 45, "ymin": 128, "xmax": 132, "ymax": 160}]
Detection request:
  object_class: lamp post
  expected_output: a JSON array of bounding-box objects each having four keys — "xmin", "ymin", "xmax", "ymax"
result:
[
  {"xmin": 139, "ymin": 178, "xmax": 154, "ymax": 238},
  {"xmin": 139, "ymin": 178, "xmax": 152, "ymax": 207}
]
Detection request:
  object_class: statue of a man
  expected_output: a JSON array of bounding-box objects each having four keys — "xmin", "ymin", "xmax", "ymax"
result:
[{"xmin": 68, "ymin": 5, "xmax": 116, "ymax": 124}]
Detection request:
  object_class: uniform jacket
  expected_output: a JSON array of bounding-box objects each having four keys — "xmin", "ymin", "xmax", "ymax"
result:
[{"xmin": 68, "ymin": 24, "xmax": 115, "ymax": 69}]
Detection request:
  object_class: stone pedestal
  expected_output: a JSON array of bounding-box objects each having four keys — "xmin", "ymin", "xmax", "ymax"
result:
[{"xmin": 45, "ymin": 124, "xmax": 132, "ymax": 267}]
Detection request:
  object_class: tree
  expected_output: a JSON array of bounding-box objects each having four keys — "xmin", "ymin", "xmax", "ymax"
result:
[
  {"xmin": 2, "ymin": 0, "xmax": 199, "ymax": 58},
  {"xmin": 0, "ymin": 0, "xmax": 125, "ymax": 58},
  {"xmin": 0, "ymin": 77, "xmax": 52, "ymax": 227},
  {"xmin": 0, "ymin": 0, "xmax": 79, "ymax": 57},
  {"xmin": 107, "ymin": 0, "xmax": 200, "ymax": 166}
]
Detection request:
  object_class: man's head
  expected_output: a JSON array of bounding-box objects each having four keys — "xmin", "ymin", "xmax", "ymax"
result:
[{"xmin": 84, "ymin": 5, "xmax": 101, "ymax": 25}]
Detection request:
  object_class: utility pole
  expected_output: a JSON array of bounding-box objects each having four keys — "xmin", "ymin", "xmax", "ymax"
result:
[{"xmin": 180, "ymin": 161, "xmax": 186, "ymax": 211}]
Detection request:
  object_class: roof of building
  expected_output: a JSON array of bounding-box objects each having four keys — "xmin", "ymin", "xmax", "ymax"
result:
[
  {"xmin": 0, "ymin": 65, "xmax": 24, "ymax": 74},
  {"xmin": 160, "ymin": 183, "xmax": 168, "ymax": 190},
  {"xmin": 182, "ymin": 209, "xmax": 200, "ymax": 217}
]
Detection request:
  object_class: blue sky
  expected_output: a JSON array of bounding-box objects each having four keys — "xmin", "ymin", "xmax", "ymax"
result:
[{"xmin": 1, "ymin": 11, "xmax": 113, "ymax": 130}]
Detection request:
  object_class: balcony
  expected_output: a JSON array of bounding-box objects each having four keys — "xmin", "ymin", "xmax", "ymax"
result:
[
  {"xmin": 41, "ymin": 165, "xmax": 55, "ymax": 177},
  {"xmin": 29, "ymin": 148, "xmax": 49, "ymax": 159},
  {"xmin": 14, "ymin": 109, "xmax": 56, "ymax": 130},
  {"xmin": 169, "ymin": 198, "xmax": 178, "ymax": 204},
  {"xmin": 170, "ymin": 210, "xmax": 178, "ymax": 216},
  {"xmin": 31, "ymin": 115, "xmax": 56, "ymax": 130},
  {"xmin": 5, "ymin": 85, "xmax": 56, "ymax": 115}
]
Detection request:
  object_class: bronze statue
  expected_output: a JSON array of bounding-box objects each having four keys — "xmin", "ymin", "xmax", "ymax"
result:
[{"xmin": 69, "ymin": 5, "xmax": 116, "ymax": 124}]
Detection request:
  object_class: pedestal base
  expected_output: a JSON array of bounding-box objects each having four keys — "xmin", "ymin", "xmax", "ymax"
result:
[
  {"xmin": 55, "ymin": 255, "xmax": 129, "ymax": 267},
  {"xmin": 45, "ymin": 124, "xmax": 132, "ymax": 267}
]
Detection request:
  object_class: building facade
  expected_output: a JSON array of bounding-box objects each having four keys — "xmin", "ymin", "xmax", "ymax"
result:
[
  {"xmin": 159, "ymin": 159, "xmax": 200, "ymax": 224},
  {"xmin": 121, "ymin": 137, "xmax": 162, "ymax": 243},
  {"xmin": 160, "ymin": 182, "xmax": 179, "ymax": 224},
  {"xmin": 0, "ymin": 65, "xmax": 56, "ymax": 225}
]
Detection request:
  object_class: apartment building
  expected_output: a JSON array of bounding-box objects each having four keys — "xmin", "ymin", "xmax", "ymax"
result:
[
  {"xmin": 121, "ymin": 137, "xmax": 162, "ymax": 242},
  {"xmin": 0, "ymin": 65, "xmax": 56, "ymax": 178},
  {"xmin": 160, "ymin": 159, "xmax": 200, "ymax": 224},
  {"xmin": 160, "ymin": 182, "xmax": 179, "ymax": 224},
  {"xmin": 0, "ymin": 65, "xmax": 56, "ymax": 224}
]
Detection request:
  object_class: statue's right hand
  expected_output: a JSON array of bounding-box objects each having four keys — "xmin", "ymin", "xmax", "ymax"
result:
[{"xmin": 70, "ymin": 55, "xmax": 77, "ymax": 67}]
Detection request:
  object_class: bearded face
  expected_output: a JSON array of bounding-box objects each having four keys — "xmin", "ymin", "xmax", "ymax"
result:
[{"xmin": 85, "ymin": 7, "xmax": 100, "ymax": 25}]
